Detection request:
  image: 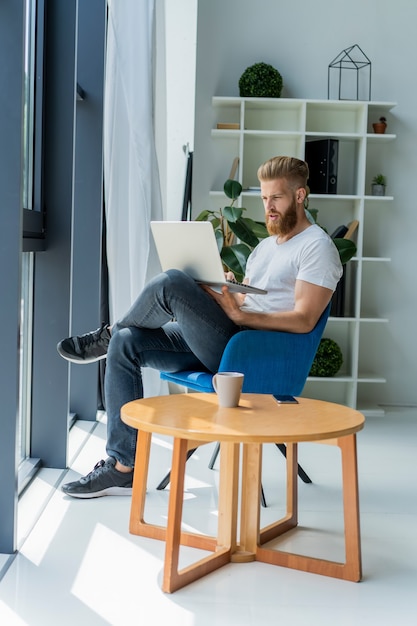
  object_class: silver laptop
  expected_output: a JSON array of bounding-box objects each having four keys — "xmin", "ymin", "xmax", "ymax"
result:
[{"xmin": 150, "ymin": 221, "xmax": 267, "ymax": 295}]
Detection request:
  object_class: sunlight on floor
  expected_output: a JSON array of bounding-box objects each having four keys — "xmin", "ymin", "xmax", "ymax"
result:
[{"xmin": 0, "ymin": 409, "xmax": 416, "ymax": 625}]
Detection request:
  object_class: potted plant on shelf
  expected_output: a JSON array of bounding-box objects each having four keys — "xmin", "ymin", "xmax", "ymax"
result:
[
  {"xmin": 371, "ymin": 173, "xmax": 386, "ymax": 196},
  {"xmin": 195, "ymin": 179, "xmax": 268, "ymax": 282},
  {"xmin": 372, "ymin": 116, "xmax": 387, "ymax": 134},
  {"xmin": 238, "ymin": 62, "xmax": 283, "ymax": 98},
  {"xmin": 309, "ymin": 337, "xmax": 343, "ymax": 377}
]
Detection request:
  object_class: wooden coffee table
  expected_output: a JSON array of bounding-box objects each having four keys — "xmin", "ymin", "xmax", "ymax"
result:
[{"xmin": 121, "ymin": 393, "xmax": 365, "ymax": 593}]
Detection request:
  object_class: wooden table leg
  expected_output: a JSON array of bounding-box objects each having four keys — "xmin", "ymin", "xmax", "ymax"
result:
[
  {"xmin": 239, "ymin": 442, "xmax": 299, "ymax": 557},
  {"xmin": 339, "ymin": 433, "xmax": 362, "ymax": 581},
  {"xmin": 218, "ymin": 442, "xmax": 240, "ymax": 553},
  {"xmin": 253, "ymin": 436, "xmax": 362, "ymax": 582},
  {"xmin": 129, "ymin": 430, "xmax": 151, "ymax": 536},
  {"xmin": 259, "ymin": 441, "xmax": 299, "ymax": 545},
  {"xmin": 162, "ymin": 438, "xmax": 238, "ymax": 593},
  {"xmin": 238, "ymin": 442, "xmax": 262, "ymax": 558},
  {"xmin": 130, "ymin": 432, "xmax": 218, "ymax": 549}
]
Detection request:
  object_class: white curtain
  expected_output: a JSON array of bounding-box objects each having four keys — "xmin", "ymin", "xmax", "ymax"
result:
[
  {"xmin": 104, "ymin": 0, "xmax": 162, "ymax": 323},
  {"xmin": 104, "ymin": 0, "xmax": 164, "ymax": 397}
]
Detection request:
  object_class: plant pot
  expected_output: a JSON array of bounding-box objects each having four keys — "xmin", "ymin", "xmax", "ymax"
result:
[
  {"xmin": 372, "ymin": 122, "xmax": 387, "ymax": 134},
  {"xmin": 372, "ymin": 183, "xmax": 386, "ymax": 196}
]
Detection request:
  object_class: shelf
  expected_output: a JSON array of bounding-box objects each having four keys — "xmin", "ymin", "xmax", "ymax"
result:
[
  {"xmin": 328, "ymin": 316, "xmax": 389, "ymax": 323},
  {"xmin": 211, "ymin": 129, "xmax": 241, "ymax": 137},
  {"xmin": 363, "ymin": 195, "xmax": 393, "ymax": 201},
  {"xmin": 366, "ymin": 133, "xmax": 396, "ymax": 143},
  {"xmin": 305, "ymin": 131, "xmax": 363, "ymax": 140},
  {"xmin": 205, "ymin": 97, "xmax": 396, "ymax": 412},
  {"xmin": 310, "ymin": 194, "xmax": 361, "ymax": 200},
  {"xmin": 308, "ymin": 373, "xmax": 386, "ymax": 383},
  {"xmin": 243, "ymin": 130, "xmax": 304, "ymax": 139}
]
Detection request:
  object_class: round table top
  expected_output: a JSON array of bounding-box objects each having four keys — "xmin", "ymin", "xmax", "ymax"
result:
[{"xmin": 121, "ymin": 394, "xmax": 365, "ymax": 444}]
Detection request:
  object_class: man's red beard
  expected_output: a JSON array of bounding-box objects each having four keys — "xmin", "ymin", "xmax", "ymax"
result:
[{"xmin": 266, "ymin": 198, "xmax": 298, "ymax": 236}]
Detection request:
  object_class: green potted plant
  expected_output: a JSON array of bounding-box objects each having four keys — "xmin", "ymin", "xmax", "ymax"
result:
[
  {"xmin": 371, "ymin": 173, "xmax": 386, "ymax": 196},
  {"xmin": 195, "ymin": 180, "xmax": 268, "ymax": 281},
  {"xmin": 238, "ymin": 62, "xmax": 283, "ymax": 98},
  {"xmin": 309, "ymin": 337, "xmax": 343, "ymax": 377}
]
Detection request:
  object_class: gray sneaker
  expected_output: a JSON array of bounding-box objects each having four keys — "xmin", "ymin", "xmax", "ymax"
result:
[
  {"xmin": 57, "ymin": 322, "xmax": 111, "ymax": 364},
  {"xmin": 62, "ymin": 457, "xmax": 133, "ymax": 498}
]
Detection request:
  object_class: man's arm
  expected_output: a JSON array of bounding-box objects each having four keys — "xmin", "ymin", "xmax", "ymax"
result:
[{"xmin": 203, "ymin": 279, "xmax": 333, "ymax": 333}]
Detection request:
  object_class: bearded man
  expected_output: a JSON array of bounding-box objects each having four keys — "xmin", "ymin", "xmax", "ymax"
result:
[{"xmin": 57, "ymin": 156, "xmax": 342, "ymax": 498}]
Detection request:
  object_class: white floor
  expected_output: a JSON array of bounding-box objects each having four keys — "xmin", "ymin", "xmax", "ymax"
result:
[{"xmin": 0, "ymin": 407, "xmax": 416, "ymax": 626}]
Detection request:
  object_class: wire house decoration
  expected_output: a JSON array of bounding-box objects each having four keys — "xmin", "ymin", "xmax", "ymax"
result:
[{"xmin": 328, "ymin": 44, "xmax": 372, "ymax": 101}]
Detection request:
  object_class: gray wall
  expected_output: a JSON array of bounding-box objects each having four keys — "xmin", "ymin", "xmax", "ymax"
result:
[{"xmin": 193, "ymin": 0, "xmax": 417, "ymax": 407}]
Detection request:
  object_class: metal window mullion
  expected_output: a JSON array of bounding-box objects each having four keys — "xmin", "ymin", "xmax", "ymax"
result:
[{"xmin": 0, "ymin": 0, "xmax": 26, "ymax": 555}]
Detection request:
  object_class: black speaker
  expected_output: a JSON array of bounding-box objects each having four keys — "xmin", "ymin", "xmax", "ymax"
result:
[{"xmin": 305, "ymin": 139, "xmax": 338, "ymax": 194}]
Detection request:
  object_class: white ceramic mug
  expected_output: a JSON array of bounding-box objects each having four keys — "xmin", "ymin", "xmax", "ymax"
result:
[{"xmin": 212, "ymin": 372, "xmax": 244, "ymax": 408}]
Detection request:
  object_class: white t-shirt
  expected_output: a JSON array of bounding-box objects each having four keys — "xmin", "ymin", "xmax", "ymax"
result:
[{"xmin": 241, "ymin": 224, "xmax": 343, "ymax": 313}]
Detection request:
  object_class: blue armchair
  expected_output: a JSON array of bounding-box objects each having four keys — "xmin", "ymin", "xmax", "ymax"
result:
[{"xmin": 158, "ymin": 303, "xmax": 331, "ymax": 501}]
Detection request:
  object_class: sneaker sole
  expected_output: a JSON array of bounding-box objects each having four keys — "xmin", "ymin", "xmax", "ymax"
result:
[
  {"xmin": 62, "ymin": 486, "xmax": 132, "ymax": 498},
  {"xmin": 56, "ymin": 345, "xmax": 107, "ymax": 364}
]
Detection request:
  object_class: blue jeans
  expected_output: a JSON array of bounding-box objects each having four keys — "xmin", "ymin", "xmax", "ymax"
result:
[{"xmin": 105, "ymin": 269, "xmax": 240, "ymax": 467}]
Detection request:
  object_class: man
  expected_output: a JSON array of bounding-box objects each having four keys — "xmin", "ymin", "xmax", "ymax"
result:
[{"xmin": 58, "ymin": 156, "xmax": 342, "ymax": 498}]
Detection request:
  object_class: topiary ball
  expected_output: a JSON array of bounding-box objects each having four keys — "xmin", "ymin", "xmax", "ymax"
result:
[
  {"xmin": 309, "ymin": 338, "xmax": 343, "ymax": 377},
  {"xmin": 239, "ymin": 62, "xmax": 283, "ymax": 98}
]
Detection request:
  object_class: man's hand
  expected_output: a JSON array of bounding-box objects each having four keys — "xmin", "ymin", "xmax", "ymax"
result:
[
  {"xmin": 203, "ymin": 279, "xmax": 333, "ymax": 333},
  {"xmin": 201, "ymin": 284, "xmax": 245, "ymax": 323}
]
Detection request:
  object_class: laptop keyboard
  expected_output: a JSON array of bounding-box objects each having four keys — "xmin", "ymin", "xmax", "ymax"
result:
[{"xmin": 226, "ymin": 278, "xmax": 247, "ymax": 289}]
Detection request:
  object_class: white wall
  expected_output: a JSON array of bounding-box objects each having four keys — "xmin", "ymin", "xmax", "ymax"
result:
[
  {"xmin": 193, "ymin": 0, "xmax": 417, "ymax": 407},
  {"xmin": 155, "ymin": 0, "xmax": 197, "ymax": 221}
]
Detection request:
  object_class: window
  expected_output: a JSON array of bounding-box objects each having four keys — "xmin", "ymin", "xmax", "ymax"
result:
[
  {"xmin": 18, "ymin": 0, "xmax": 43, "ymax": 488},
  {"xmin": 22, "ymin": 0, "xmax": 45, "ymax": 249}
]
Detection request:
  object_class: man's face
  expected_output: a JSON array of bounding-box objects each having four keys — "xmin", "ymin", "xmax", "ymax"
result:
[{"xmin": 260, "ymin": 178, "xmax": 300, "ymax": 236}]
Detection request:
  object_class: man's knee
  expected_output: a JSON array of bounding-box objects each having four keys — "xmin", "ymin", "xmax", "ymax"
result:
[
  {"xmin": 164, "ymin": 269, "xmax": 193, "ymax": 287},
  {"xmin": 108, "ymin": 327, "xmax": 138, "ymax": 361}
]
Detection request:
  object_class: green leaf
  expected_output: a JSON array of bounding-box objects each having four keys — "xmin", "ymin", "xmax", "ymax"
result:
[
  {"xmin": 195, "ymin": 209, "xmax": 212, "ymax": 221},
  {"xmin": 333, "ymin": 238, "xmax": 357, "ymax": 264},
  {"xmin": 214, "ymin": 228, "xmax": 224, "ymax": 251},
  {"xmin": 223, "ymin": 205, "xmax": 243, "ymax": 222},
  {"xmin": 224, "ymin": 179, "xmax": 242, "ymax": 200},
  {"xmin": 220, "ymin": 243, "xmax": 251, "ymax": 281},
  {"xmin": 228, "ymin": 217, "xmax": 260, "ymax": 248},
  {"xmin": 210, "ymin": 216, "xmax": 221, "ymax": 230},
  {"xmin": 241, "ymin": 217, "xmax": 268, "ymax": 239}
]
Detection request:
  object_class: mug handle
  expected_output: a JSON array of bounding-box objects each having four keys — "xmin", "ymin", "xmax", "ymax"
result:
[{"xmin": 212, "ymin": 374, "xmax": 218, "ymax": 392}]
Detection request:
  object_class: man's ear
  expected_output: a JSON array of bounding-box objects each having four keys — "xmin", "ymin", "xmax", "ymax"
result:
[{"xmin": 296, "ymin": 188, "xmax": 307, "ymax": 204}]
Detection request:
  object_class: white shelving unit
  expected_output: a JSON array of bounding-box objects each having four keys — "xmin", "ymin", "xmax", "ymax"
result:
[{"xmin": 209, "ymin": 97, "xmax": 396, "ymax": 415}]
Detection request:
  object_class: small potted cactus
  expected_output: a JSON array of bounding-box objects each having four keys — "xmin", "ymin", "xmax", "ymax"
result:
[{"xmin": 372, "ymin": 116, "xmax": 387, "ymax": 134}]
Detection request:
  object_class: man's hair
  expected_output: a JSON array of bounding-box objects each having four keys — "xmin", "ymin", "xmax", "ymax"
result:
[{"xmin": 257, "ymin": 156, "xmax": 309, "ymax": 190}]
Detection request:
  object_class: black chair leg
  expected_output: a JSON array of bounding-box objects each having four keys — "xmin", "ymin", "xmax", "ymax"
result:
[
  {"xmin": 208, "ymin": 442, "xmax": 220, "ymax": 469},
  {"xmin": 275, "ymin": 443, "xmax": 312, "ymax": 483},
  {"xmin": 156, "ymin": 447, "xmax": 198, "ymax": 490},
  {"xmin": 260, "ymin": 485, "xmax": 267, "ymax": 508}
]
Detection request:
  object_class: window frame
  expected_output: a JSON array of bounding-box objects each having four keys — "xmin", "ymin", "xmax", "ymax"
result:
[{"xmin": 23, "ymin": 0, "xmax": 46, "ymax": 252}]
